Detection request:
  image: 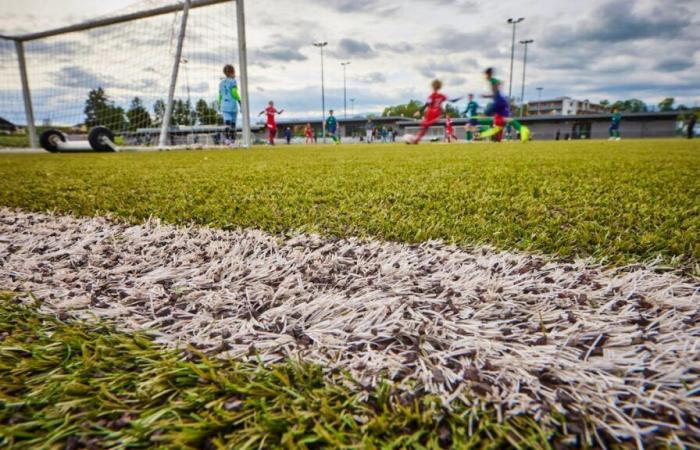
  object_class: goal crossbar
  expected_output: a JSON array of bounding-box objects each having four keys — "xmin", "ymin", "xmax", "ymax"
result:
[{"xmin": 5, "ymin": 0, "xmax": 230, "ymax": 42}]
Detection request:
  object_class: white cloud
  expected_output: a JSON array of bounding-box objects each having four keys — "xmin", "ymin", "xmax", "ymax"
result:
[{"xmin": 1, "ymin": 0, "xmax": 699, "ymax": 126}]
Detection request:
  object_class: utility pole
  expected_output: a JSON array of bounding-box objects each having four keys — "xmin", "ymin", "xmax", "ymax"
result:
[
  {"xmin": 519, "ymin": 39, "xmax": 533, "ymax": 118},
  {"xmin": 341, "ymin": 61, "xmax": 351, "ymax": 121},
  {"xmin": 506, "ymin": 17, "xmax": 524, "ymax": 103},
  {"xmin": 313, "ymin": 41, "xmax": 328, "ymax": 143}
]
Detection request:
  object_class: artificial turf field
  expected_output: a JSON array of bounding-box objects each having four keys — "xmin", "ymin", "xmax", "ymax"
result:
[
  {"xmin": 0, "ymin": 139, "xmax": 699, "ymax": 449},
  {"xmin": 0, "ymin": 139, "xmax": 698, "ymax": 267}
]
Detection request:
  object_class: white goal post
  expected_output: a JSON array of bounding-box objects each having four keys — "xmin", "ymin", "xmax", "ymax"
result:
[{"xmin": 1, "ymin": 0, "xmax": 251, "ymax": 149}]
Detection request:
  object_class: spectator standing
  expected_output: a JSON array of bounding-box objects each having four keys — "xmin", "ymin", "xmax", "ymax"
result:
[
  {"xmin": 687, "ymin": 114, "xmax": 697, "ymax": 139},
  {"xmin": 365, "ymin": 119, "xmax": 373, "ymax": 143}
]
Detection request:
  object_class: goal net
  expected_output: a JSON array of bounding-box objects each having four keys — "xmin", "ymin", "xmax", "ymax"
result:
[{"xmin": 0, "ymin": 0, "xmax": 250, "ymax": 150}]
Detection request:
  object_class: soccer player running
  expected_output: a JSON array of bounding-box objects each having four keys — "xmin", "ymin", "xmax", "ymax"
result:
[
  {"xmin": 463, "ymin": 93, "xmax": 479, "ymax": 141},
  {"xmin": 480, "ymin": 68, "xmax": 530, "ymax": 142},
  {"xmin": 608, "ymin": 108, "xmax": 622, "ymax": 140},
  {"xmin": 445, "ymin": 113, "xmax": 459, "ymax": 143},
  {"xmin": 409, "ymin": 79, "xmax": 460, "ymax": 144},
  {"xmin": 304, "ymin": 123, "xmax": 314, "ymax": 144},
  {"xmin": 258, "ymin": 101, "xmax": 284, "ymax": 145},
  {"xmin": 218, "ymin": 64, "xmax": 241, "ymax": 147},
  {"xmin": 326, "ymin": 110, "xmax": 340, "ymax": 144}
]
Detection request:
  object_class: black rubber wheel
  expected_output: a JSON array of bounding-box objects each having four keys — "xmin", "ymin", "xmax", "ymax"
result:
[
  {"xmin": 39, "ymin": 129, "xmax": 66, "ymax": 153},
  {"xmin": 88, "ymin": 126, "xmax": 116, "ymax": 152}
]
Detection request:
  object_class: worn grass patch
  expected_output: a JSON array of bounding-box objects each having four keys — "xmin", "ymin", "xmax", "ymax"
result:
[
  {"xmin": 0, "ymin": 140, "xmax": 698, "ymax": 267},
  {"xmin": 0, "ymin": 294, "xmax": 569, "ymax": 449}
]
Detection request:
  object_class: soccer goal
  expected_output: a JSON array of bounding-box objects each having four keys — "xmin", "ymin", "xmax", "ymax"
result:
[{"xmin": 0, "ymin": 0, "xmax": 251, "ymax": 151}]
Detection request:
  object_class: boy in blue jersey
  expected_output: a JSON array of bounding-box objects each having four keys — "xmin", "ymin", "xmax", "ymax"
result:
[
  {"xmin": 326, "ymin": 109, "xmax": 340, "ymax": 144},
  {"xmin": 463, "ymin": 93, "xmax": 479, "ymax": 141},
  {"xmin": 219, "ymin": 64, "xmax": 241, "ymax": 146},
  {"xmin": 608, "ymin": 108, "xmax": 622, "ymax": 140}
]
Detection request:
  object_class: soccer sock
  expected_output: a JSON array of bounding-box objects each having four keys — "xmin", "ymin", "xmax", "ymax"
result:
[
  {"xmin": 466, "ymin": 131, "xmax": 473, "ymax": 141},
  {"xmin": 510, "ymin": 120, "xmax": 522, "ymax": 131},
  {"xmin": 415, "ymin": 126, "xmax": 429, "ymax": 142}
]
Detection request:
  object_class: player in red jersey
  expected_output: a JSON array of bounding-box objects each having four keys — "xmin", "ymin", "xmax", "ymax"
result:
[
  {"xmin": 445, "ymin": 113, "xmax": 459, "ymax": 143},
  {"xmin": 409, "ymin": 79, "xmax": 460, "ymax": 144},
  {"xmin": 258, "ymin": 101, "xmax": 284, "ymax": 145},
  {"xmin": 304, "ymin": 122, "xmax": 314, "ymax": 144}
]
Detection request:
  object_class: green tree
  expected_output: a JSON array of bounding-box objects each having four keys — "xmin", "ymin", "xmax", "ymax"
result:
[
  {"xmin": 445, "ymin": 103, "xmax": 462, "ymax": 118},
  {"xmin": 658, "ymin": 98, "xmax": 675, "ymax": 112},
  {"xmin": 600, "ymin": 99, "xmax": 610, "ymax": 109},
  {"xmin": 171, "ymin": 99, "xmax": 195, "ymax": 126},
  {"xmin": 126, "ymin": 97, "xmax": 153, "ymax": 131},
  {"xmin": 84, "ymin": 87, "xmax": 127, "ymax": 131},
  {"xmin": 611, "ymin": 99, "xmax": 648, "ymax": 113},
  {"xmin": 382, "ymin": 100, "xmax": 423, "ymax": 118},
  {"xmin": 195, "ymin": 98, "xmax": 222, "ymax": 125},
  {"xmin": 84, "ymin": 87, "xmax": 109, "ymax": 128},
  {"xmin": 153, "ymin": 99, "xmax": 166, "ymax": 126}
]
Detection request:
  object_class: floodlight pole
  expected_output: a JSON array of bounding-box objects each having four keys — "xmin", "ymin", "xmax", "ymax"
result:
[
  {"xmin": 15, "ymin": 40, "xmax": 37, "ymax": 149},
  {"xmin": 519, "ymin": 39, "xmax": 533, "ymax": 118},
  {"xmin": 507, "ymin": 17, "xmax": 524, "ymax": 102},
  {"xmin": 314, "ymin": 42, "xmax": 328, "ymax": 144},
  {"xmin": 350, "ymin": 98, "xmax": 355, "ymax": 116},
  {"xmin": 341, "ymin": 61, "xmax": 350, "ymax": 121},
  {"xmin": 536, "ymin": 87, "xmax": 543, "ymax": 114},
  {"xmin": 236, "ymin": 0, "xmax": 251, "ymax": 148},
  {"xmin": 159, "ymin": 0, "xmax": 191, "ymax": 148}
]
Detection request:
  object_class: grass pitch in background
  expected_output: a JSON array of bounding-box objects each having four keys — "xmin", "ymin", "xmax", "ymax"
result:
[{"xmin": 0, "ymin": 139, "xmax": 698, "ymax": 267}]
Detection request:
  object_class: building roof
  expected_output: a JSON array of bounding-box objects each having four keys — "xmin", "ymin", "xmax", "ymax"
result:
[{"xmin": 0, "ymin": 117, "xmax": 16, "ymax": 129}]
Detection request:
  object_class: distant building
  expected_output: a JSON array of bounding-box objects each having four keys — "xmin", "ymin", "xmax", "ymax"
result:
[
  {"xmin": 0, "ymin": 117, "xmax": 17, "ymax": 134},
  {"xmin": 527, "ymin": 97, "xmax": 608, "ymax": 116}
]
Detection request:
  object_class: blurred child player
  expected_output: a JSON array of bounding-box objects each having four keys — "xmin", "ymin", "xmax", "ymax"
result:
[
  {"xmin": 408, "ymin": 79, "xmax": 460, "ymax": 144},
  {"xmin": 445, "ymin": 114, "xmax": 459, "ymax": 143},
  {"xmin": 326, "ymin": 110, "xmax": 340, "ymax": 144},
  {"xmin": 463, "ymin": 93, "xmax": 479, "ymax": 141},
  {"xmin": 218, "ymin": 64, "xmax": 241, "ymax": 146},
  {"xmin": 258, "ymin": 101, "xmax": 284, "ymax": 145},
  {"xmin": 609, "ymin": 108, "xmax": 622, "ymax": 140},
  {"xmin": 481, "ymin": 68, "xmax": 530, "ymax": 142},
  {"xmin": 304, "ymin": 123, "xmax": 314, "ymax": 144}
]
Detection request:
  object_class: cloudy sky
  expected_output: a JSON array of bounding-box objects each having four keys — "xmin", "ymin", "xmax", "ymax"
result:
[{"xmin": 1, "ymin": 0, "xmax": 699, "ymax": 125}]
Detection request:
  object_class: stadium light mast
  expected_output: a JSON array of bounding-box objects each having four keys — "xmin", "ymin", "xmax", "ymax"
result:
[
  {"xmin": 341, "ymin": 61, "xmax": 351, "ymax": 121},
  {"xmin": 519, "ymin": 39, "xmax": 533, "ymax": 118},
  {"xmin": 536, "ymin": 87, "xmax": 543, "ymax": 115},
  {"xmin": 314, "ymin": 41, "xmax": 328, "ymax": 143},
  {"xmin": 507, "ymin": 17, "xmax": 524, "ymax": 103},
  {"xmin": 350, "ymin": 98, "xmax": 355, "ymax": 116}
]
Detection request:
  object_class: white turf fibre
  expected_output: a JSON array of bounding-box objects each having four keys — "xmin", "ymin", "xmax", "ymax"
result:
[{"xmin": 0, "ymin": 208, "xmax": 698, "ymax": 445}]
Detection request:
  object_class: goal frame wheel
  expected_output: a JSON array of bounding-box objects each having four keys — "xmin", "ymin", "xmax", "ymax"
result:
[
  {"xmin": 88, "ymin": 126, "xmax": 117, "ymax": 152},
  {"xmin": 39, "ymin": 129, "xmax": 66, "ymax": 153}
]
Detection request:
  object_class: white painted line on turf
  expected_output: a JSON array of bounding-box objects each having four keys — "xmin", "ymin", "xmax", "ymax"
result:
[{"xmin": 0, "ymin": 208, "xmax": 698, "ymax": 445}]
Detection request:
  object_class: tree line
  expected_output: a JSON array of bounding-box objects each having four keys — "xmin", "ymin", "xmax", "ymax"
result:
[{"xmin": 84, "ymin": 87, "xmax": 223, "ymax": 131}]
